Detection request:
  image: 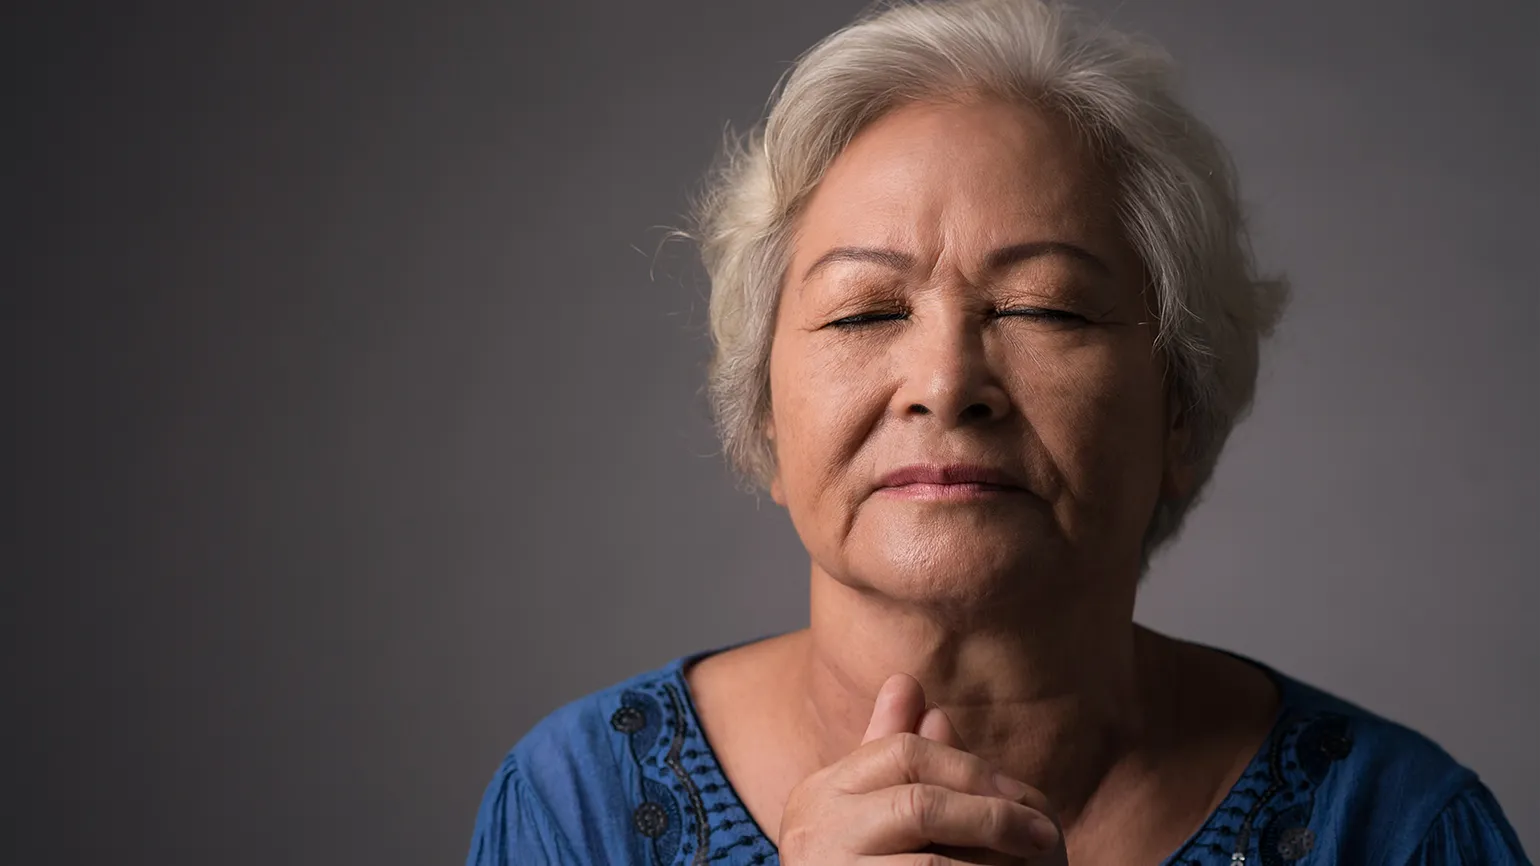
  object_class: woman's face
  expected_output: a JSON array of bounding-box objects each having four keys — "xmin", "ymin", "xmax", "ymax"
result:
[{"xmin": 767, "ymin": 99, "xmax": 1184, "ymax": 607}]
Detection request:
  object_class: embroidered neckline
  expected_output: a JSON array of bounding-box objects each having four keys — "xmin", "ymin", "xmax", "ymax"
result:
[{"xmin": 617, "ymin": 652, "xmax": 1348, "ymax": 865}]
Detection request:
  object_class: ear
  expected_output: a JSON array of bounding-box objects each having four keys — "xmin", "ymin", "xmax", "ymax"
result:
[
  {"xmin": 1162, "ymin": 396, "xmax": 1196, "ymax": 500},
  {"xmin": 764, "ymin": 418, "xmax": 787, "ymax": 505}
]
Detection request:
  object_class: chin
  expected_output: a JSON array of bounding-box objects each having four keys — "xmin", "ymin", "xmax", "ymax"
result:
[{"xmin": 841, "ymin": 510, "xmax": 1067, "ymax": 608}]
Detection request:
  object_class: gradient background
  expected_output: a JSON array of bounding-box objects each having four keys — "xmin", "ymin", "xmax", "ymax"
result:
[{"xmin": 6, "ymin": 0, "xmax": 1536, "ymax": 863}]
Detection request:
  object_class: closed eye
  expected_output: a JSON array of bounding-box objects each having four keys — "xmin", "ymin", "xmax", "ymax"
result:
[
  {"xmin": 996, "ymin": 307, "xmax": 1085, "ymax": 324},
  {"xmin": 825, "ymin": 311, "xmax": 908, "ymax": 329}
]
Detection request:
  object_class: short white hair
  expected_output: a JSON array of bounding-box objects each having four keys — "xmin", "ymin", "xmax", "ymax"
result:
[{"xmin": 694, "ymin": 0, "xmax": 1287, "ymax": 558}]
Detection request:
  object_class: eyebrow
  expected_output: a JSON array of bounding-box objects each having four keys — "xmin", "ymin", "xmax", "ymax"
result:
[
  {"xmin": 800, "ymin": 247, "xmax": 915, "ymax": 283},
  {"xmin": 800, "ymin": 240, "xmax": 1111, "ymax": 283}
]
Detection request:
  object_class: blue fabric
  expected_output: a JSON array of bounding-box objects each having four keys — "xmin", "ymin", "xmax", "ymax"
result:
[{"xmin": 466, "ymin": 650, "xmax": 1531, "ymax": 865}]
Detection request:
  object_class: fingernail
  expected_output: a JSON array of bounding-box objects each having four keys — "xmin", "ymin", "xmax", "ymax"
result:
[
  {"xmin": 993, "ymin": 772, "xmax": 1031, "ymax": 799},
  {"xmin": 1027, "ymin": 814, "xmax": 1060, "ymax": 850}
]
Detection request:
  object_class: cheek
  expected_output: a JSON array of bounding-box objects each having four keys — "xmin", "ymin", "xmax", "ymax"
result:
[
  {"xmin": 766, "ymin": 335, "xmax": 897, "ymax": 567},
  {"xmin": 1011, "ymin": 337, "xmax": 1168, "ymax": 506},
  {"xmin": 768, "ymin": 334, "xmax": 885, "ymax": 488}
]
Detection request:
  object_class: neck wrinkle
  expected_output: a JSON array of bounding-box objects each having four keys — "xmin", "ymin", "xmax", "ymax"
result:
[{"xmin": 796, "ymin": 558, "xmax": 1152, "ymax": 821}]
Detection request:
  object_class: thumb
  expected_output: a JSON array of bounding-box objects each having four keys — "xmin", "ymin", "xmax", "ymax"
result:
[
  {"xmin": 861, "ymin": 673, "xmax": 927, "ymax": 744},
  {"xmin": 916, "ymin": 704, "xmax": 969, "ymax": 751}
]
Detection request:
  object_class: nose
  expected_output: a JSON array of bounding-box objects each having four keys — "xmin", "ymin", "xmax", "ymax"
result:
[{"xmin": 890, "ymin": 313, "xmax": 1011, "ymax": 426}]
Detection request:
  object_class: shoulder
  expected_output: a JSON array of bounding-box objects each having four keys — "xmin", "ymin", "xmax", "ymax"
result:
[
  {"xmin": 464, "ymin": 654, "xmax": 777, "ymax": 866},
  {"xmin": 464, "ymin": 659, "xmax": 682, "ymax": 866},
  {"xmin": 1245, "ymin": 672, "xmax": 1529, "ymax": 865}
]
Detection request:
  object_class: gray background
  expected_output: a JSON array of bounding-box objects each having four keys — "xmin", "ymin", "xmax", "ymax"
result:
[{"xmin": 5, "ymin": 0, "xmax": 1535, "ymax": 863}]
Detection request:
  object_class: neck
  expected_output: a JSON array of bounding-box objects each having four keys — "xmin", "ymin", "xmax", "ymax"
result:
[{"xmin": 793, "ymin": 562, "xmax": 1163, "ymax": 822}]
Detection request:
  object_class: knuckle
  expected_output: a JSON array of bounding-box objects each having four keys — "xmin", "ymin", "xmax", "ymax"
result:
[
  {"xmin": 979, "ymin": 796, "xmax": 1013, "ymax": 841},
  {"xmin": 776, "ymin": 817, "xmax": 824, "ymax": 861},
  {"xmin": 895, "ymin": 783, "xmax": 938, "ymax": 829},
  {"xmin": 889, "ymin": 732, "xmax": 925, "ymax": 769}
]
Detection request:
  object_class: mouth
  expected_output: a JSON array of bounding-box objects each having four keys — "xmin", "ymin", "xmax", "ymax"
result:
[
  {"xmin": 874, "ymin": 464, "xmax": 1029, "ymax": 501},
  {"xmin": 875, "ymin": 481, "xmax": 1026, "ymax": 501}
]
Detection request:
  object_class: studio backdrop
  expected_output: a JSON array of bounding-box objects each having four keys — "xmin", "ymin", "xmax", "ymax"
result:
[{"xmin": 6, "ymin": 0, "xmax": 1536, "ymax": 863}]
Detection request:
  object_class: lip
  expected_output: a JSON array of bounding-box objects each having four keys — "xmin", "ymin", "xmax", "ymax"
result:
[{"xmin": 874, "ymin": 464, "xmax": 1029, "ymax": 500}]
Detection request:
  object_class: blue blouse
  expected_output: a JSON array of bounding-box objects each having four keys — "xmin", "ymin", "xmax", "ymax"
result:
[{"xmin": 466, "ymin": 649, "xmax": 1531, "ymax": 865}]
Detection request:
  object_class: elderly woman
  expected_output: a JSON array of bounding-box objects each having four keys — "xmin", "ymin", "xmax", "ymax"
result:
[{"xmin": 466, "ymin": 1, "xmax": 1528, "ymax": 864}]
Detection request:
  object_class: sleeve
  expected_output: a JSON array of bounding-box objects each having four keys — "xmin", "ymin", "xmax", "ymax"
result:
[
  {"xmin": 1409, "ymin": 780, "xmax": 1533, "ymax": 866},
  {"xmin": 465, "ymin": 751, "xmax": 580, "ymax": 866}
]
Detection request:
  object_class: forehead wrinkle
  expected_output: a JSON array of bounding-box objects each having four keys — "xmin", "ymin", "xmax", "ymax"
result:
[{"xmin": 792, "ymin": 101, "xmax": 1132, "ymax": 308}]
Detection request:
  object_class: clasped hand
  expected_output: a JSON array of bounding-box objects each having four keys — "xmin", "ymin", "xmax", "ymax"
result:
[{"xmin": 778, "ymin": 674, "xmax": 1070, "ymax": 866}]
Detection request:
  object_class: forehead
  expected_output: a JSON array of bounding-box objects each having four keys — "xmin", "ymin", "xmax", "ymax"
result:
[{"xmin": 791, "ymin": 99, "xmax": 1120, "ymax": 269}]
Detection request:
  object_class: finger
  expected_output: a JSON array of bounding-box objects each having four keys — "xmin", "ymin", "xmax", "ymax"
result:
[
  {"xmin": 923, "ymin": 844, "xmax": 1017, "ymax": 866},
  {"xmin": 862, "ymin": 850, "xmax": 991, "ymax": 856},
  {"xmin": 829, "ymin": 732, "xmax": 1050, "ymax": 814},
  {"xmin": 856, "ymin": 850, "xmax": 973, "ymax": 856},
  {"xmin": 914, "ymin": 710, "xmax": 1051, "ymax": 815},
  {"xmin": 862, "ymin": 673, "xmax": 928, "ymax": 745},
  {"xmin": 916, "ymin": 706, "xmax": 967, "ymax": 750},
  {"xmin": 851, "ymin": 784, "xmax": 1060, "ymax": 858},
  {"xmin": 916, "ymin": 708, "xmax": 1000, "ymax": 859}
]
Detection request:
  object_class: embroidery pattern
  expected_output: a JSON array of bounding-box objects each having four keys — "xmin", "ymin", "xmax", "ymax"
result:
[
  {"xmin": 1254, "ymin": 714, "xmax": 1352, "ymax": 866},
  {"xmin": 613, "ymin": 674, "xmax": 780, "ymax": 864},
  {"xmin": 615, "ymin": 690, "xmax": 683, "ymax": 865},
  {"xmin": 661, "ymin": 683, "xmax": 712, "ymax": 865},
  {"xmin": 1162, "ymin": 711, "xmax": 1353, "ymax": 865}
]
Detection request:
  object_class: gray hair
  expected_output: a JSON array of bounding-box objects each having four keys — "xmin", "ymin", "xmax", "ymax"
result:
[{"xmin": 693, "ymin": 0, "xmax": 1287, "ymax": 559}]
